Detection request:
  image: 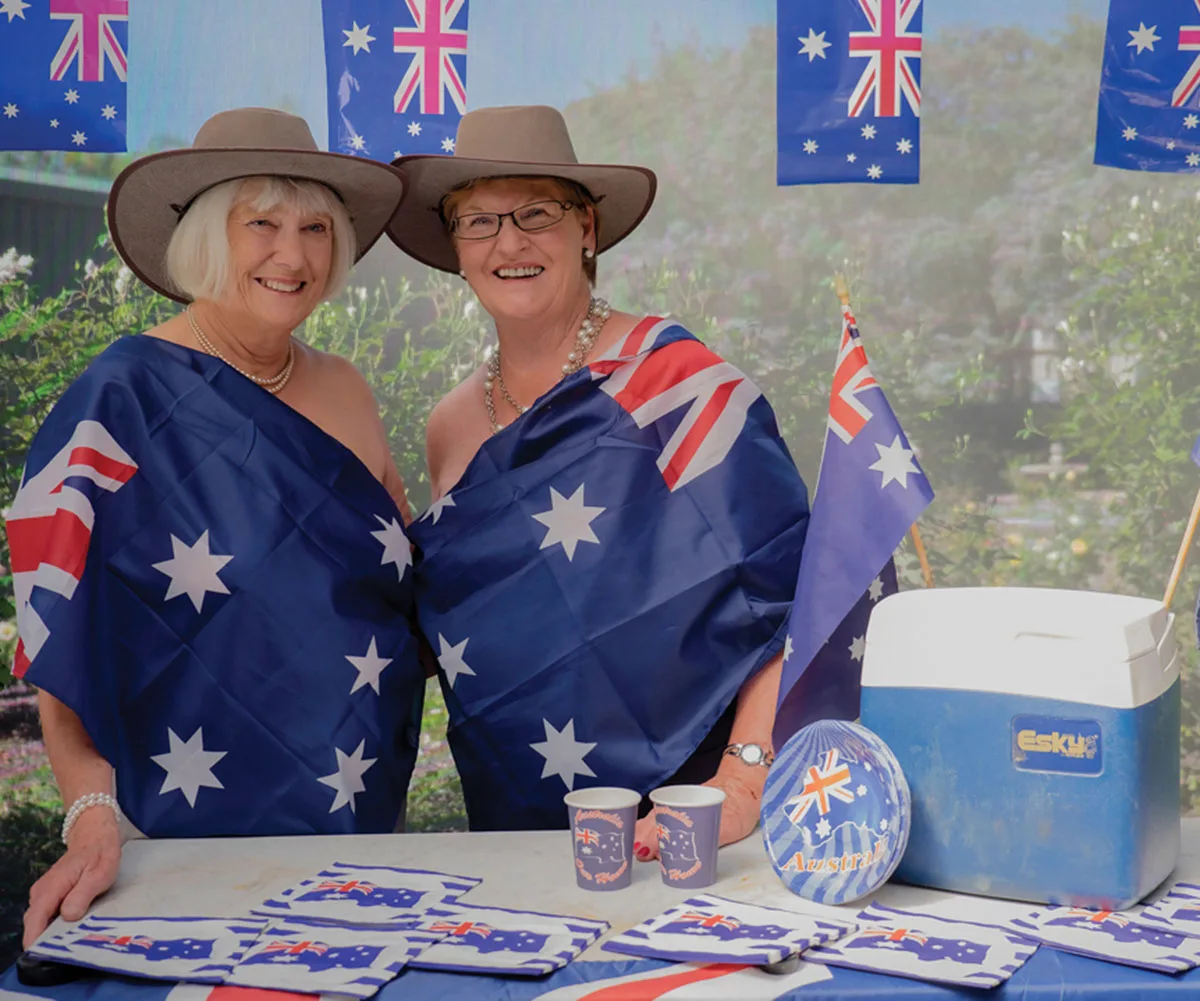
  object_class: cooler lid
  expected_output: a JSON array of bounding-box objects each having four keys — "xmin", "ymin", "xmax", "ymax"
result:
[{"xmin": 861, "ymin": 587, "xmax": 1176, "ymax": 709}]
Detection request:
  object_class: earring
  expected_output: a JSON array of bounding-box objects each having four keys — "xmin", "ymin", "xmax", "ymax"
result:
[{"xmin": 583, "ymin": 248, "xmax": 595, "ymax": 260}]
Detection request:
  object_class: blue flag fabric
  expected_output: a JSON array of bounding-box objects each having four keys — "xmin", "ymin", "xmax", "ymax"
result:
[
  {"xmin": 774, "ymin": 304, "xmax": 933, "ymax": 746},
  {"xmin": 5, "ymin": 336, "xmax": 423, "ymax": 836},
  {"xmin": 321, "ymin": 0, "xmax": 468, "ymax": 161},
  {"xmin": 1096, "ymin": 2, "xmax": 1200, "ymax": 173},
  {"xmin": 777, "ymin": 0, "xmax": 922, "ymax": 186},
  {"xmin": 409, "ymin": 318, "xmax": 809, "ymax": 831},
  {"xmin": 0, "ymin": 0, "xmax": 127, "ymax": 151}
]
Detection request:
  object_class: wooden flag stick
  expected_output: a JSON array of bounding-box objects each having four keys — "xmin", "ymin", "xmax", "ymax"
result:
[{"xmin": 1163, "ymin": 483, "xmax": 1200, "ymax": 610}]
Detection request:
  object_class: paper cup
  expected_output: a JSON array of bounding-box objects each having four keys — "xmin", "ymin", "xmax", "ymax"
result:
[
  {"xmin": 564, "ymin": 787, "xmax": 640, "ymax": 891},
  {"xmin": 649, "ymin": 784, "xmax": 725, "ymax": 888}
]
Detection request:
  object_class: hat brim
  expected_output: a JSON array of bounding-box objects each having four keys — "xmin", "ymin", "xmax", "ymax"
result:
[
  {"xmin": 107, "ymin": 148, "xmax": 407, "ymax": 303},
  {"xmin": 385, "ymin": 155, "xmax": 657, "ymax": 274}
]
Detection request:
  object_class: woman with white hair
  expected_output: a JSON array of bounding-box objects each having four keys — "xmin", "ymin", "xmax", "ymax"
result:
[{"xmin": 10, "ymin": 108, "xmax": 423, "ymax": 947}]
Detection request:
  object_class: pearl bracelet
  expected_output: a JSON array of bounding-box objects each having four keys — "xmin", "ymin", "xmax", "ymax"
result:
[{"xmin": 61, "ymin": 792, "xmax": 121, "ymax": 845}]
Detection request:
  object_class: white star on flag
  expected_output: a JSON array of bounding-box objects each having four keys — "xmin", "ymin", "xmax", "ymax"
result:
[
  {"xmin": 437, "ymin": 633, "xmax": 475, "ymax": 688},
  {"xmin": 867, "ymin": 164, "xmax": 883, "ymax": 179},
  {"xmin": 101, "ymin": 105, "xmax": 117, "ymax": 120},
  {"xmin": 318, "ymin": 739, "xmax": 376, "ymax": 814},
  {"xmin": 868, "ymin": 576, "xmax": 885, "ymax": 601},
  {"xmin": 1188, "ymin": 115, "xmax": 1200, "ymax": 129},
  {"xmin": 815, "ymin": 817, "xmax": 832, "ymax": 838},
  {"xmin": 346, "ymin": 637, "xmax": 391, "ymax": 695},
  {"xmin": 856, "ymin": 784, "xmax": 867, "ymax": 795},
  {"xmin": 1122, "ymin": 126, "xmax": 1138, "ymax": 141},
  {"xmin": 152, "ymin": 530, "xmax": 232, "ymax": 613},
  {"xmin": 783, "ymin": 635, "xmax": 794, "ymax": 662},
  {"xmin": 2, "ymin": 103, "xmax": 15, "ymax": 118},
  {"xmin": 1168, "ymin": 140, "xmax": 1178, "ymax": 150},
  {"xmin": 0, "ymin": 0, "xmax": 30, "ymax": 22},
  {"xmin": 421, "ymin": 492, "xmax": 455, "ymax": 524},
  {"xmin": 49, "ymin": 119, "xmax": 58, "ymax": 128},
  {"xmin": 798, "ymin": 27, "xmax": 832, "ymax": 62},
  {"xmin": 803, "ymin": 139, "xmax": 819, "ymax": 154},
  {"xmin": 1127, "ymin": 22, "xmax": 1160, "ymax": 54},
  {"xmin": 848, "ymin": 635, "xmax": 866, "ymax": 662},
  {"xmin": 1189, "ymin": 153, "xmax": 1200, "ymax": 167},
  {"xmin": 897, "ymin": 138, "xmax": 913, "ymax": 154},
  {"xmin": 869, "ymin": 435, "xmax": 921, "ymax": 489},
  {"xmin": 64, "ymin": 89, "xmax": 78, "ymax": 104},
  {"xmin": 342, "ymin": 21, "xmax": 375, "ymax": 54},
  {"xmin": 71, "ymin": 130, "xmax": 86, "ymax": 146},
  {"xmin": 441, "ymin": 137, "xmax": 455, "ymax": 152},
  {"xmin": 407, "ymin": 121, "xmax": 422, "ymax": 136},
  {"xmin": 532, "ymin": 484, "xmax": 605, "ymax": 561},
  {"xmin": 846, "ymin": 153, "xmax": 857, "ymax": 162},
  {"xmin": 349, "ymin": 134, "xmax": 366, "ymax": 151},
  {"xmin": 151, "ymin": 727, "xmax": 226, "ymax": 807},
  {"xmin": 861, "ymin": 124, "xmax": 877, "ymax": 139},
  {"xmin": 530, "ymin": 718, "xmax": 596, "ymax": 791},
  {"xmin": 371, "ymin": 515, "xmax": 412, "ymax": 579}
]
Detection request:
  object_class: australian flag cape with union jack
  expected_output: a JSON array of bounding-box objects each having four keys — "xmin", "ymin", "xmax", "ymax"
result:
[
  {"xmin": 409, "ymin": 319, "xmax": 809, "ymax": 830},
  {"xmin": 6, "ymin": 336, "xmax": 423, "ymax": 837}
]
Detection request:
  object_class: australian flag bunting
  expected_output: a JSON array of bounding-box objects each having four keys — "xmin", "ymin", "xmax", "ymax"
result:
[
  {"xmin": 602, "ymin": 893, "xmax": 854, "ymax": 966},
  {"xmin": 321, "ymin": 0, "xmax": 468, "ymax": 161},
  {"xmin": 28, "ymin": 916, "xmax": 265, "ymax": 984},
  {"xmin": 1138, "ymin": 881, "xmax": 1200, "ymax": 939},
  {"xmin": 226, "ymin": 917, "xmax": 441, "ymax": 998},
  {"xmin": 1012, "ymin": 905, "xmax": 1200, "ymax": 974},
  {"xmin": 1095, "ymin": 1, "xmax": 1200, "ymax": 173},
  {"xmin": 777, "ymin": 0, "xmax": 921, "ymax": 185},
  {"xmin": 253, "ymin": 862, "xmax": 480, "ymax": 925},
  {"xmin": 0, "ymin": 0, "xmax": 127, "ymax": 151},
  {"xmin": 808, "ymin": 903, "xmax": 1037, "ymax": 989},
  {"xmin": 411, "ymin": 904, "xmax": 609, "ymax": 976},
  {"xmin": 774, "ymin": 303, "xmax": 933, "ymax": 746}
]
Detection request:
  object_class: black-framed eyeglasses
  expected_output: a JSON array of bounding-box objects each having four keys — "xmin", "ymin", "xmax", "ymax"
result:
[{"xmin": 449, "ymin": 199, "xmax": 579, "ymax": 240}]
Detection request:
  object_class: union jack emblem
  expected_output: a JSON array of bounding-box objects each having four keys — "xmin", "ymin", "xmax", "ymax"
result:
[
  {"xmin": 574, "ymin": 827, "xmax": 599, "ymax": 847},
  {"xmin": 1064, "ymin": 908, "xmax": 1130, "ymax": 927},
  {"xmin": 82, "ymin": 933, "xmax": 154, "ymax": 949},
  {"xmin": 430, "ymin": 920, "xmax": 492, "ymax": 937},
  {"xmin": 848, "ymin": 0, "xmax": 922, "ymax": 118},
  {"xmin": 784, "ymin": 749, "xmax": 856, "ymax": 825},
  {"xmin": 50, "ymin": 0, "xmax": 128, "ymax": 83},
  {"xmin": 7, "ymin": 420, "xmax": 138, "ymax": 678},
  {"xmin": 263, "ymin": 939, "xmax": 329, "ymax": 956},
  {"xmin": 1175, "ymin": 3, "xmax": 1200, "ymax": 108},
  {"xmin": 861, "ymin": 926, "xmax": 928, "ymax": 945},
  {"xmin": 827, "ymin": 305, "xmax": 878, "ymax": 444},
  {"xmin": 597, "ymin": 318, "xmax": 762, "ymax": 491},
  {"xmin": 393, "ymin": 0, "xmax": 467, "ymax": 116},
  {"xmin": 677, "ymin": 912, "xmax": 740, "ymax": 931},
  {"xmin": 315, "ymin": 879, "xmax": 377, "ymax": 895}
]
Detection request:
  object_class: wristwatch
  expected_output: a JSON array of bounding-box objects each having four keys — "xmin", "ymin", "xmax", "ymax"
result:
[{"xmin": 723, "ymin": 742, "xmax": 774, "ymax": 767}]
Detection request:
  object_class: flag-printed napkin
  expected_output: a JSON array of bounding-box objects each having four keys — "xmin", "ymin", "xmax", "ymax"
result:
[
  {"xmin": 807, "ymin": 903, "xmax": 1037, "ymax": 990},
  {"xmin": 1011, "ymin": 905, "xmax": 1200, "ymax": 973},
  {"xmin": 225, "ymin": 917, "xmax": 441, "ymax": 998},
  {"xmin": 602, "ymin": 894, "xmax": 854, "ymax": 965},
  {"xmin": 28, "ymin": 915, "xmax": 265, "ymax": 983},
  {"xmin": 253, "ymin": 862, "xmax": 480, "ymax": 925},
  {"xmin": 1137, "ymin": 882, "xmax": 1200, "ymax": 939},
  {"xmin": 409, "ymin": 904, "xmax": 609, "ymax": 977}
]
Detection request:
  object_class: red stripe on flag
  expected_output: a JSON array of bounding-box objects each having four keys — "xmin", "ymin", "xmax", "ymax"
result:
[
  {"xmin": 67, "ymin": 446, "xmax": 137, "ymax": 483},
  {"xmin": 580, "ymin": 963, "xmax": 747, "ymax": 1000},
  {"xmin": 12, "ymin": 640, "xmax": 30, "ymax": 679},
  {"xmin": 7, "ymin": 509, "xmax": 90, "ymax": 579},
  {"xmin": 661, "ymin": 377, "xmax": 741, "ymax": 491},
  {"xmin": 205, "ymin": 986, "xmax": 320, "ymax": 1000},
  {"xmin": 620, "ymin": 316, "xmax": 666, "ymax": 357},
  {"xmin": 611, "ymin": 340, "xmax": 723, "ymax": 415}
]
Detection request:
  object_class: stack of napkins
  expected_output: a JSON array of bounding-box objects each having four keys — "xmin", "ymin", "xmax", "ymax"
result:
[
  {"xmin": 603, "ymin": 893, "xmax": 854, "ymax": 965},
  {"xmin": 807, "ymin": 903, "xmax": 1038, "ymax": 989},
  {"xmin": 409, "ymin": 903, "xmax": 609, "ymax": 976},
  {"xmin": 1136, "ymin": 882, "xmax": 1200, "ymax": 939},
  {"xmin": 1012, "ymin": 904, "xmax": 1200, "ymax": 973},
  {"xmin": 29, "ymin": 915, "xmax": 266, "ymax": 983}
]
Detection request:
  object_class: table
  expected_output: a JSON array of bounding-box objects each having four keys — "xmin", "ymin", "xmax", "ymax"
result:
[{"xmin": 6, "ymin": 820, "xmax": 1200, "ymax": 999}]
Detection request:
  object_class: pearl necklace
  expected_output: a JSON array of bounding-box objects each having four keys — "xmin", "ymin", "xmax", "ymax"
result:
[
  {"xmin": 484, "ymin": 296, "xmax": 611, "ymax": 435},
  {"xmin": 186, "ymin": 305, "xmax": 296, "ymax": 395}
]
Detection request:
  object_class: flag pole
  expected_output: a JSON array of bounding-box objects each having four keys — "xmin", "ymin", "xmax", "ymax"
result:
[
  {"xmin": 834, "ymin": 273, "xmax": 935, "ymax": 589},
  {"xmin": 1163, "ymin": 484, "xmax": 1200, "ymax": 610}
]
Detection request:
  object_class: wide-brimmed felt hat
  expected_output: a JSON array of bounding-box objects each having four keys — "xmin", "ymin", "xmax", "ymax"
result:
[
  {"xmin": 386, "ymin": 105, "xmax": 657, "ymax": 274},
  {"xmin": 107, "ymin": 107, "xmax": 407, "ymax": 303}
]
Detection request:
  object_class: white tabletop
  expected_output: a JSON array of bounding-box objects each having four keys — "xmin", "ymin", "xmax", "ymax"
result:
[{"xmin": 51, "ymin": 817, "xmax": 1200, "ymax": 961}]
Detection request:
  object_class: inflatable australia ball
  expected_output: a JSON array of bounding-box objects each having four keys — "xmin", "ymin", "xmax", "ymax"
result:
[{"xmin": 761, "ymin": 719, "xmax": 911, "ymax": 904}]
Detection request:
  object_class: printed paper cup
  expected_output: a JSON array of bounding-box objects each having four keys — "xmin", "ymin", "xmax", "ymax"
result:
[
  {"xmin": 649, "ymin": 785, "xmax": 725, "ymax": 888},
  {"xmin": 564, "ymin": 787, "xmax": 640, "ymax": 891}
]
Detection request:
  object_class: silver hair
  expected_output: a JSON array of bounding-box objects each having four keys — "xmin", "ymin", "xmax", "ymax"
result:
[{"xmin": 165, "ymin": 176, "xmax": 356, "ymax": 303}]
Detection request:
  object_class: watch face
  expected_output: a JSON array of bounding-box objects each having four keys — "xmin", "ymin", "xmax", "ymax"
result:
[{"xmin": 740, "ymin": 744, "xmax": 765, "ymax": 765}]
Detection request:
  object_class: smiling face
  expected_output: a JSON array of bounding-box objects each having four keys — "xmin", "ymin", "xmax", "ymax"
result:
[
  {"xmin": 218, "ymin": 180, "xmax": 335, "ymax": 331},
  {"xmin": 447, "ymin": 177, "xmax": 596, "ymax": 326}
]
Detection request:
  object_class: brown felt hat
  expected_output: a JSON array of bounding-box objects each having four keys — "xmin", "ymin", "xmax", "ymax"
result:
[
  {"xmin": 386, "ymin": 105, "xmax": 657, "ymax": 273},
  {"xmin": 107, "ymin": 107, "xmax": 407, "ymax": 303}
]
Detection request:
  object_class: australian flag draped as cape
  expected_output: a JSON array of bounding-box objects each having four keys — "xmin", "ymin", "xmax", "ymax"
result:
[
  {"xmin": 409, "ymin": 318, "xmax": 809, "ymax": 830},
  {"xmin": 5, "ymin": 336, "xmax": 424, "ymax": 837}
]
